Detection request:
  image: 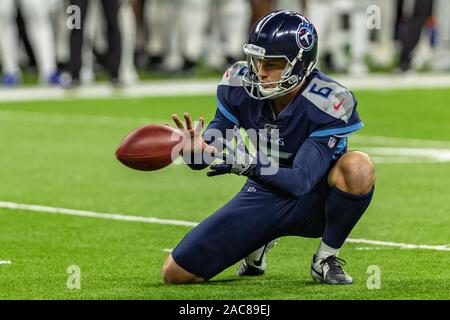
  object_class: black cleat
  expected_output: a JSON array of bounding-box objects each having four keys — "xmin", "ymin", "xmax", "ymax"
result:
[
  {"xmin": 236, "ymin": 240, "xmax": 278, "ymax": 277},
  {"xmin": 310, "ymin": 255, "xmax": 353, "ymax": 285},
  {"xmin": 236, "ymin": 261, "xmax": 265, "ymax": 276}
]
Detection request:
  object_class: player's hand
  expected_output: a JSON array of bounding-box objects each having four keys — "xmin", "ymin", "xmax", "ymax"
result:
[
  {"xmin": 171, "ymin": 112, "xmax": 216, "ymax": 155},
  {"xmin": 207, "ymin": 126, "xmax": 256, "ymax": 177}
]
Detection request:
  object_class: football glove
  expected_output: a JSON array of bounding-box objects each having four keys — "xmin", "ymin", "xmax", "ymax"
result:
[{"xmin": 207, "ymin": 127, "xmax": 256, "ymax": 177}]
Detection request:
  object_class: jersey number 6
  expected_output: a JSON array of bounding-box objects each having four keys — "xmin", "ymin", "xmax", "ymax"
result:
[{"xmin": 309, "ymin": 83, "xmax": 333, "ymax": 99}]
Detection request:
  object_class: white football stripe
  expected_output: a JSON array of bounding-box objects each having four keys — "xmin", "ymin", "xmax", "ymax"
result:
[
  {"xmin": 0, "ymin": 109, "xmax": 168, "ymax": 127},
  {"xmin": 347, "ymin": 239, "xmax": 450, "ymax": 251},
  {"xmin": 0, "ymin": 201, "xmax": 449, "ymax": 252},
  {"xmin": 0, "ymin": 81, "xmax": 218, "ymax": 103},
  {"xmin": 0, "ymin": 201, "xmax": 197, "ymax": 227},
  {"xmin": 370, "ymin": 156, "xmax": 442, "ymax": 164},
  {"xmin": 0, "ymin": 260, "xmax": 12, "ymax": 265},
  {"xmin": 354, "ymin": 247, "xmax": 387, "ymax": 251},
  {"xmin": 2, "ymin": 73, "xmax": 450, "ymax": 103},
  {"xmin": 362, "ymin": 147, "xmax": 450, "ymax": 162},
  {"xmin": 359, "ymin": 147, "xmax": 450, "ymax": 163},
  {"xmin": 351, "ymin": 135, "xmax": 450, "ymax": 149}
]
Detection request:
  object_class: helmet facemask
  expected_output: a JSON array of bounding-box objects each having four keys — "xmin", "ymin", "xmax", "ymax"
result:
[{"xmin": 242, "ymin": 43, "xmax": 316, "ymax": 100}]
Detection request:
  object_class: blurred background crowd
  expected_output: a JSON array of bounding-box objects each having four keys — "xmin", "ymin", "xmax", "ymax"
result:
[{"xmin": 0, "ymin": 0, "xmax": 448, "ymax": 87}]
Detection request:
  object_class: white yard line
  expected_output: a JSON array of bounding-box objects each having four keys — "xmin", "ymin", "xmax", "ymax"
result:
[
  {"xmin": 0, "ymin": 201, "xmax": 196, "ymax": 227},
  {"xmin": 0, "ymin": 109, "xmax": 167, "ymax": 127},
  {"xmin": 361, "ymin": 147, "xmax": 450, "ymax": 162},
  {"xmin": 0, "ymin": 201, "xmax": 448, "ymax": 252},
  {"xmin": 1, "ymin": 73, "xmax": 450, "ymax": 103},
  {"xmin": 336, "ymin": 73, "xmax": 450, "ymax": 90},
  {"xmin": 347, "ymin": 239, "xmax": 450, "ymax": 251},
  {"xmin": 370, "ymin": 156, "xmax": 442, "ymax": 164},
  {"xmin": 0, "ymin": 260, "xmax": 12, "ymax": 265},
  {"xmin": 351, "ymin": 135, "xmax": 450, "ymax": 149},
  {"xmin": 0, "ymin": 81, "xmax": 218, "ymax": 103},
  {"xmin": 347, "ymin": 136, "xmax": 450, "ymax": 163}
]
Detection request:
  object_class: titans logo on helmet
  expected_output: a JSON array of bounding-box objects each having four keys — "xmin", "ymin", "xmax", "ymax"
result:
[{"xmin": 296, "ymin": 24, "xmax": 315, "ymax": 51}]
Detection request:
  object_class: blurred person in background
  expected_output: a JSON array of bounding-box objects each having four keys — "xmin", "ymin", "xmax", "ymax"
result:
[
  {"xmin": 144, "ymin": 0, "xmax": 181, "ymax": 72},
  {"xmin": 432, "ymin": 0, "xmax": 450, "ymax": 71},
  {"xmin": 118, "ymin": 0, "xmax": 139, "ymax": 84},
  {"xmin": 131, "ymin": 0, "xmax": 146, "ymax": 68},
  {"xmin": 68, "ymin": 0, "xmax": 122, "ymax": 87},
  {"xmin": 368, "ymin": 0, "xmax": 397, "ymax": 69},
  {"xmin": 205, "ymin": 0, "xmax": 250, "ymax": 71},
  {"xmin": 75, "ymin": 0, "xmax": 138, "ymax": 85},
  {"xmin": 345, "ymin": 0, "xmax": 371, "ymax": 75},
  {"xmin": 142, "ymin": 0, "xmax": 250, "ymax": 74},
  {"xmin": 50, "ymin": 0, "xmax": 71, "ymax": 71},
  {"xmin": 0, "ymin": 0, "xmax": 61, "ymax": 86},
  {"xmin": 250, "ymin": 0, "xmax": 309, "ymax": 20},
  {"xmin": 274, "ymin": 0, "xmax": 307, "ymax": 12},
  {"xmin": 306, "ymin": 0, "xmax": 370, "ymax": 75},
  {"xmin": 305, "ymin": 0, "xmax": 343, "ymax": 71},
  {"xmin": 176, "ymin": 0, "xmax": 212, "ymax": 73},
  {"xmin": 397, "ymin": 0, "xmax": 434, "ymax": 72},
  {"xmin": 249, "ymin": 0, "xmax": 273, "ymax": 28}
]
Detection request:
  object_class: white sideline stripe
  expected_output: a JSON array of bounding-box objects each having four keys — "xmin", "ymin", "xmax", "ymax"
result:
[
  {"xmin": 347, "ymin": 239, "xmax": 450, "ymax": 251},
  {"xmin": 2, "ymin": 73, "xmax": 450, "ymax": 102},
  {"xmin": 361, "ymin": 147, "xmax": 450, "ymax": 162},
  {"xmin": 0, "ymin": 81, "xmax": 218, "ymax": 103},
  {"xmin": 0, "ymin": 109, "xmax": 168, "ymax": 127},
  {"xmin": 1, "ymin": 201, "xmax": 449, "ymax": 252},
  {"xmin": 352, "ymin": 135, "xmax": 450, "ymax": 149},
  {"xmin": 0, "ymin": 201, "xmax": 197, "ymax": 227},
  {"xmin": 370, "ymin": 156, "xmax": 442, "ymax": 164},
  {"xmin": 338, "ymin": 73, "xmax": 450, "ymax": 90},
  {"xmin": 0, "ymin": 260, "xmax": 12, "ymax": 265}
]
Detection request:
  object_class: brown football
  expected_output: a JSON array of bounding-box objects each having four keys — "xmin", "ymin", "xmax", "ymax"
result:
[{"xmin": 116, "ymin": 124, "xmax": 184, "ymax": 171}]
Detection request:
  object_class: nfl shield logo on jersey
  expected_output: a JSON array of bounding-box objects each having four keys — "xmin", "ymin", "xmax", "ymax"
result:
[{"xmin": 328, "ymin": 136, "xmax": 337, "ymax": 149}]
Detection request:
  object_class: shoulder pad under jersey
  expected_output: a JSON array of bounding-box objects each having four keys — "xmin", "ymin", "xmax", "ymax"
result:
[
  {"xmin": 219, "ymin": 61, "xmax": 248, "ymax": 87},
  {"xmin": 302, "ymin": 77, "xmax": 356, "ymax": 123}
]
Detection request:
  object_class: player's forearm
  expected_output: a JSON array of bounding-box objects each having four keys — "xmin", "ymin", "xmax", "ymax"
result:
[
  {"xmin": 248, "ymin": 166, "xmax": 320, "ymax": 198},
  {"xmin": 247, "ymin": 137, "xmax": 336, "ymax": 198}
]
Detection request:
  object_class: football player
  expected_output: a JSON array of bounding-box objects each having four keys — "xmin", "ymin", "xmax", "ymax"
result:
[
  {"xmin": 0, "ymin": 0, "xmax": 61, "ymax": 86},
  {"xmin": 162, "ymin": 10, "xmax": 375, "ymax": 285}
]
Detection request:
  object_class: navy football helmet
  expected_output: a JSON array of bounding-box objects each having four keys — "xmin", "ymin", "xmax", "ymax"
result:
[{"xmin": 242, "ymin": 10, "xmax": 318, "ymax": 100}]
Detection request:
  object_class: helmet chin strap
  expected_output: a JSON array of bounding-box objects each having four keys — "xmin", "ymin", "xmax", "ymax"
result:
[
  {"xmin": 258, "ymin": 74, "xmax": 303, "ymax": 100},
  {"xmin": 258, "ymin": 85, "xmax": 279, "ymax": 97}
]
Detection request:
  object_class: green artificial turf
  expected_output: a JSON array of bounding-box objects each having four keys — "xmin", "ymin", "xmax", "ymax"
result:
[{"xmin": 0, "ymin": 89, "xmax": 449, "ymax": 299}]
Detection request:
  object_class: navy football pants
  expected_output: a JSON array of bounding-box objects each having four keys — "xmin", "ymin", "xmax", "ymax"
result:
[{"xmin": 172, "ymin": 177, "xmax": 331, "ymax": 280}]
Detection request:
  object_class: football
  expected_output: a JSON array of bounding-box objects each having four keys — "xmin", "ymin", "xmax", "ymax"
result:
[{"xmin": 116, "ymin": 124, "xmax": 184, "ymax": 171}]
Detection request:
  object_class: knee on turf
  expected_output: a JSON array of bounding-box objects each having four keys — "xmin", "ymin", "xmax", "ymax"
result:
[
  {"xmin": 330, "ymin": 151, "xmax": 375, "ymax": 194},
  {"xmin": 161, "ymin": 254, "xmax": 205, "ymax": 284}
]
